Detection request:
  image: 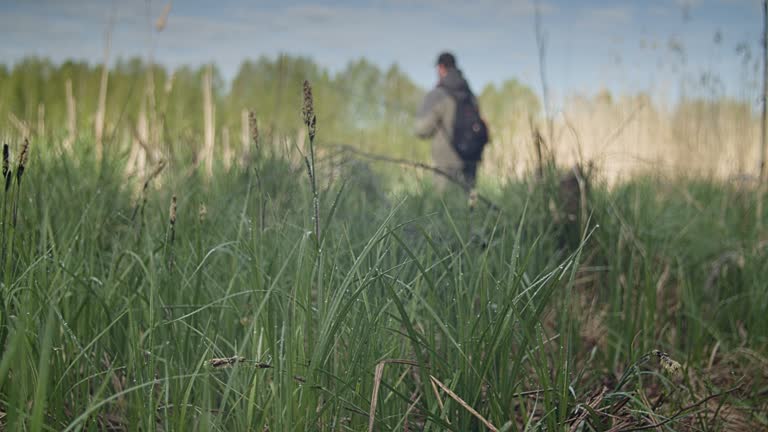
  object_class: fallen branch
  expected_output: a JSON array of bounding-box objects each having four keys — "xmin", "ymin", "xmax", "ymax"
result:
[
  {"xmin": 333, "ymin": 144, "xmax": 502, "ymax": 212},
  {"xmin": 616, "ymin": 385, "xmax": 742, "ymax": 432}
]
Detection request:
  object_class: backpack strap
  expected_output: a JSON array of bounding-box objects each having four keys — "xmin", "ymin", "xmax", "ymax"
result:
[{"xmin": 437, "ymin": 83, "xmax": 465, "ymax": 102}]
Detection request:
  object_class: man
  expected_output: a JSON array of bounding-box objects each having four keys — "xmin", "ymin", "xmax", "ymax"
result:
[{"xmin": 415, "ymin": 52, "xmax": 488, "ymax": 191}]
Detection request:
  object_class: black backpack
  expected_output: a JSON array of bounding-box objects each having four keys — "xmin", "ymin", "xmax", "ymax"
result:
[{"xmin": 440, "ymin": 85, "xmax": 489, "ymax": 161}]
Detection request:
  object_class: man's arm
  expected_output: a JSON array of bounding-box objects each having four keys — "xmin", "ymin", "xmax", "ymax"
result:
[{"xmin": 414, "ymin": 90, "xmax": 442, "ymax": 138}]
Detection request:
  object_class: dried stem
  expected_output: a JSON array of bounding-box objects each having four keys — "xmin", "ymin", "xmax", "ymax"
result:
[
  {"xmin": 12, "ymin": 139, "xmax": 29, "ymax": 227},
  {"xmin": 1, "ymin": 143, "xmax": 11, "ymax": 264},
  {"xmin": 64, "ymin": 79, "xmax": 76, "ymax": 152}
]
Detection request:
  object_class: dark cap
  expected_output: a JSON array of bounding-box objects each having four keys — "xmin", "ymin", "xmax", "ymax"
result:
[{"xmin": 436, "ymin": 52, "xmax": 456, "ymax": 68}]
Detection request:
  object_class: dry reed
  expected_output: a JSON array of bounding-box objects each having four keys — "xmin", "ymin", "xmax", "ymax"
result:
[
  {"xmin": 482, "ymin": 96, "xmax": 761, "ymax": 184},
  {"xmin": 37, "ymin": 103, "xmax": 45, "ymax": 137},
  {"xmin": 7, "ymin": 113, "xmax": 30, "ymax": 138},
  {"xmin": 202, "ymin": 65, "xmax": 215, "ymax": 177},
  {"xmin": 64, "ymin": 79, "xmax": 76, "ymax": 152},
  {"xmin": 94, "ymin": 25, "xmax": 112, "ymax": 161},
  {"xmin": 155, "ymin": 1, "xmax": 172, "ymax": 32},
  {"xmin": 429, "ymin": 375, "xmax": 498, "ymax": 431}
]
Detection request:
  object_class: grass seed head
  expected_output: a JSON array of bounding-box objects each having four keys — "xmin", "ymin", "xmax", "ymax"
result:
[
  {"xmin": 302, "ymin": 80, "xmax": 314, "ymax": 124},
  {"xmin": 653, "ymin": 350, "xmax": 682, "ymax": 376},
  {"xmin": 16, "ymin": 138, "xmax": 29, "ymax": 185},
  {"xmin": 248, "ymin": 110, "xmax": 259, "ymax": 146},
  {"xmin": 2, "ymin": 144, "xmax": 8, "ymax": 175},
  {"xmin": 308, "ymin": 113, "xmax": 317, "ymax": 141},
  {"xmin": 468, "ymin": 189, "xmax": 478, "ymax": 210},
  {"xmin": 208, "ymin": 356, "xmax": 245, "ymax": 368},
  {"xmin": 155, "ymin": 1, "xmax": 172, "ymax": 32},
  {"xmin": 2, "ymin": 143, "xmax": 10, "ymax": 192},
  {"xmin": 169, "ymin": 195, "xmax": 177, "ymax": 226},
  {"xmin": 199, "ymin": 202, "xmax": 207, "ymax": 223},
  {"xmin": 302, "ymin": 80, "xmax": 317, "ymax": 140}
]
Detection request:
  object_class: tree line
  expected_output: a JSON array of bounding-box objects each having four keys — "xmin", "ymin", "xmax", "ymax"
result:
[{"xmin": 0, "ymin": 55, "xmax": 540, "ymax": 161}]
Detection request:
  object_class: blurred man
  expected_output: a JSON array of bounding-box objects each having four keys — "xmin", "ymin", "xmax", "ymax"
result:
[{"xmin": 415, "ymin": 52, "xmax": 489, "ymax": 191}]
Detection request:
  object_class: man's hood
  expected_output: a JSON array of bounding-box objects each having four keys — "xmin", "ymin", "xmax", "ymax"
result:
[{"xmin": 439, "ymin": 68, "xmax": 472, "ymax": 100}]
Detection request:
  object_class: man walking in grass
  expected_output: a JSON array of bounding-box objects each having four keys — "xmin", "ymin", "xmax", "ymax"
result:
[{"xmin": 415, "ymin": 52, "xmax": 489, "ymax": 192}]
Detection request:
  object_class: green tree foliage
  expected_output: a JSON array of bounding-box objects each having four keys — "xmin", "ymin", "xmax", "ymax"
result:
[
  {"xmin": 0, "ymin": 55, "xmax": 540, "ymax": 161},
  {"xmin": 478, "ymin": 78, "xmax": 541, "ymax": 137}
]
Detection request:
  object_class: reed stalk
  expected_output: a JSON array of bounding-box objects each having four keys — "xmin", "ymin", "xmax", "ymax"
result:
[
  {"xmin": 64, "ymin": 79, "xmax": 76, "ymax": 152},
  {"xmin": 302, "ymin": 80, "xmax": 320, "ymax": 245},
  {"xmin": 94, "ymin": 23, "xmax": 112, "ymax": 162},
  {"xmin": 0, "ymin": 144, "xmax": 11, "ymax": 265},
  {"xmin": 202, "ymin": 65, "xmax": 215, "ymax": 178}
]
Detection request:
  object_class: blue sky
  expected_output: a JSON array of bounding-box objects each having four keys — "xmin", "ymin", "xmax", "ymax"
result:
[{"xmin": 0, "ymin": 0, "xmax": 762, "ymax": 108}]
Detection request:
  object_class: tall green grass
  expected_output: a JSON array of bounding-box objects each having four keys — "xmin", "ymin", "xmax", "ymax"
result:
[{"xmin": 0, "ymin": 135, "xmax": 765, "ymax": 431}]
